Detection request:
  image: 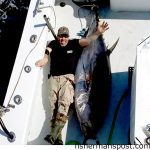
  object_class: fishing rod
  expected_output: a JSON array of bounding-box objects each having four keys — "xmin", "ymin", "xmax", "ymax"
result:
[{"xmin": 43, "ymin": 15, "xmax": 57, "ymax": 40}]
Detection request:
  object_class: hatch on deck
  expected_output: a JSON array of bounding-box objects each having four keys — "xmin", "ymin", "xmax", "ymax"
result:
[{"xmin": 110, "ymin": 0, "xmax": 150, "ymax": 12}]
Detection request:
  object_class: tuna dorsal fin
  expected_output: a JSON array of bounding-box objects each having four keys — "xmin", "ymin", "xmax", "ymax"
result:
[{"xmin": 107, "ymin": 38, "xmax": 120, "ymax": 56}]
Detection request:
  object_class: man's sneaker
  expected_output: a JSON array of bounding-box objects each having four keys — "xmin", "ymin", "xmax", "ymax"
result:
[
  {"xmin": 44, "ymin": 134, "xmax": 55, "ymax": 145},
  {"xmin": 54, "ymin": 138, "xmax": 63, "ymax": 145}
]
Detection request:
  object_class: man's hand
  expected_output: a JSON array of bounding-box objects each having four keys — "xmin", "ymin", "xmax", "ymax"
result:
[
  {"xmin": 35, "ymin": 57, "xmax": 48, "ymax": 68},
  {"xmin": 79, "ymin": 20, "xmax": 109, "ymax": 47},
  {"xmin": 98, "ymin": 21, "xmax": 109, "ymax": 34}
]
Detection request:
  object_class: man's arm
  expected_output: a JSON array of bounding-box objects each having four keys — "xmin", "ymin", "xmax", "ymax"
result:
[
  {"xmin": 35, "ymin": 47, "xmax": 52, "ymax": 67},
  {"xmin": 79, "ymin": 21, "xmax": 109, "ymax": 47}
]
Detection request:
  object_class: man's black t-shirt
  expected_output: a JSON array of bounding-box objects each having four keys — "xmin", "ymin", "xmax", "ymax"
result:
[{"xmin": 48, "ymin": 39, "xmax": 83, "ymax": 76}]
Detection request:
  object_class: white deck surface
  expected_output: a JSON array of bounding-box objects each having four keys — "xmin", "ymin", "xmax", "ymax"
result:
[{"xmin": 27, "ymin": 1, "xmax": 150, "ymax": 144}]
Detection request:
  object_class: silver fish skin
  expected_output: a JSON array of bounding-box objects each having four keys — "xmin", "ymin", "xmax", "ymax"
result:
[{"xmin": 75, "ymin": 32, "xmax": 108, "ymax": 134}]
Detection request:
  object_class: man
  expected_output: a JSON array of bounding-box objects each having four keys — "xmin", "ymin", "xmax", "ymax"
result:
[{"xmin": 35, "ymin": 21, "xmax": 109, "ymax": 145}]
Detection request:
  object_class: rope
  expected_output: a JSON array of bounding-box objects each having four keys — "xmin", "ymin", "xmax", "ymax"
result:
[
  {"xmin": 107, "ymin": 67, "xmax": 133, "ymax": 144},
  {"xmin": 7, "ymin": 26, "xmax": 46, "ymax": 105},
  {"xmin": 0, "ymin": 27, "xmax": 45, "ymax": 140},
  {"xmin": 6, "ymin": 5, "xmax": 57, "ymax": 105},
  {"xmin": 0, "ymin": 5, "xmax": 57, "ymax": 142},
  {"xmin": 107, "ymin": 88, "xmax": 129, "ymax": 144}
]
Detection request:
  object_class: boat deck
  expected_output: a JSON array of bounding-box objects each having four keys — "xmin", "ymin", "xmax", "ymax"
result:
[
  {"xmin": 1, "ymin": 0, "xmax": 150, "ymax": 145},
  {"xmin": 28, "ymin": 1, "xmax": 150, "ymax": 144}
]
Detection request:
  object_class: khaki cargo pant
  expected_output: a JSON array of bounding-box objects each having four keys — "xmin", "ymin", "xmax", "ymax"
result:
[{"xmin": 48, "ymin": 74, "xmax": 75, "ymax": 121}]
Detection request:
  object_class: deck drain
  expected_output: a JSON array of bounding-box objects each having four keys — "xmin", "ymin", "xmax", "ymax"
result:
[
  {"xmin": 30, "ymin": 34, "xmax": 37, "ymax": 43},
  {"xmin": 14, "ymin": 95, "xmax": 22, "ymax": 105},
  {"xmin": 24, "ymin": 65, "xmax": 31, "ymax": 73}
]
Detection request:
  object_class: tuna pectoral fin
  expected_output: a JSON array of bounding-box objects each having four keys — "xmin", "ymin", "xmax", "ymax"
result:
[{"xmin": 107, "ymin": 38, "xmax": 120, "ymax": 55}]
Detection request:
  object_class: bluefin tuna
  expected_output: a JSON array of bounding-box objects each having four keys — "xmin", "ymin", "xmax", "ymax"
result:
[{"xmin": 74, "ymin": 21, "xmax": 119, "ymax": 144}]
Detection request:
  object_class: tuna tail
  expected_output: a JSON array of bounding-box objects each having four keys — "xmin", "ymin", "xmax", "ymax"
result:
[{"xmin": 107, "ymin": 38, "xmax": 119, "ymax": 56}]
